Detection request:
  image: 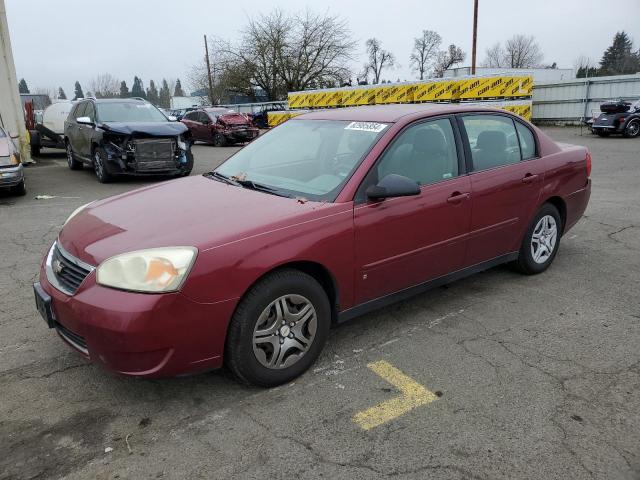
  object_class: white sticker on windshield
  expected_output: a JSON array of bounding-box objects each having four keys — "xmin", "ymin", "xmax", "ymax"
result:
[{"xmin": 345, "ymin": 121, "xmax": 387, "ymax": 133}]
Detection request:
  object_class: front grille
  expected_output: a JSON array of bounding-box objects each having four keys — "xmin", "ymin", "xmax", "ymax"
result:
[
  {"xmin": 55, "ymin": 321, "xmax": 88, "ymax": 354},
  {"xmin": 134, "ymin": 138, "xmax": 177, "ymax": 172},
  {"xmin": 50, "ymin": 243, "xmax": 92, "ymax": 294}
]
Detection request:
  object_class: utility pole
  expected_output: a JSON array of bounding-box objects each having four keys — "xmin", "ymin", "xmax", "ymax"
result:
[
  {"xmin": 203, "ymin": 34, "xmax": 214, "ymax": 105},
  {"xmin": 471, "ymin": 0, "xmax": 479, "ymax": 75}
]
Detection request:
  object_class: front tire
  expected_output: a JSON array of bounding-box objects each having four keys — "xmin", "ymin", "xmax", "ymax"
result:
[
  {"xmin": 93, "ymin": 147, "xmax": 113, "ymax": 183},
  {"xmin": 213, "ymin": 132, "xmax": 227, "ymax": 147},
  {"xmin": 514, "ymin": 203, "xmax": 562, "ymax": 275},
  {"xmin": 11, "ymin": 179, "xmax": 26, "ymax": 196},
  {"xmin": 623, "ymin": 119, "xmax": 640, "ymax": 138},
  {"xmin": 225, "ymin": 269, "xmax": 331, "ymax": 387}
]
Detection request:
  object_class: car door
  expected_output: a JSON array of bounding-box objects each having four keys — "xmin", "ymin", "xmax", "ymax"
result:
[
  {"xmin": 182, "ymin": 112, "xmax": 202, "ymax": 141},
  {"xmin": 458, "ymin": 113, "xmax": 545, "ymax": 266},
  {"xmin": 198, "ymin": 112, "xmax": 214, "ymax": 141},
  {"xmin": 77, "ymin": 102, "xmax": 96, "ymax": 159},
  {"xmin": 67, "ymin": 102, "xmax": 86, "ymax": 155},
  {"xmin": 353, "ymin": 117, "xmax": 472, "ymax": 304}
]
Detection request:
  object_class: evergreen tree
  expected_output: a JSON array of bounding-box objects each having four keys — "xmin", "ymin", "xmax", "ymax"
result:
[
  {"xmin": 73, "ymin": 81, "xmax": 84, "ymax": 100},
  {"xmin": 18, "ymin": 78, "xmax": 29, "ymax": 93},
  {"xmin": 174, "ymin": 78, "xmax": 185, "ymax": 97},
  {"xmin": 119, "ymin": 81, "xmax": 130, "ymax": 98},
  {"xmin": 159, "ymin": 79, "xmax": 171, "ymax": 108},
  {"xmin": 599, "ymin": 31, "xmax": 640, "ymax": 76},
  {"xmin": 146, "ymin": 80, "xmax": 159, "ymax": 105},
  {"xmin": 58, "ymin": 87, "xmax": 67, "ymax": 99},
  {"xmin": 131, "ymin": 76, "xmax": 146, "ymax": 98}
]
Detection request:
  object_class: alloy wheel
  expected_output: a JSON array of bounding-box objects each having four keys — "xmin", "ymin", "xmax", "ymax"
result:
[
  {"xmin": 94, "ymin": 151, "xmax": 104, "ymax": 179},
  {"xmin": 252, "ymin": 294, "xmax": 317, "ymax": 369},
  {"xmin": 628, "ymin": 121, "xmax": 640, "ymax": 137},
  {"xmin": 531, "ymin": 215, "xmax": 558, "ymax": 264}
]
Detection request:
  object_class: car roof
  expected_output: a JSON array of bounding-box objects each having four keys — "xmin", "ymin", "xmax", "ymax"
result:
[
  {"xmin": 89, "ymin": 98, "xmax": 148, "ymax": 104},
  {"xmin": 294, "ymin": 103, "xmax": 515, "ymax": 123}
]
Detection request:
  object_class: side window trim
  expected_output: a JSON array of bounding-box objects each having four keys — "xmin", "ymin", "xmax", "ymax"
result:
[{"xmin": 354, "ymin": 115, "xmax": 464, "ymax": 203}]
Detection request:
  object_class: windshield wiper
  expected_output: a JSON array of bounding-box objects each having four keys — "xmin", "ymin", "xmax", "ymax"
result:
[
  {"xmin": 204, "ymin": 171, "xmax": 241, "ymax": 186},
  {"xmin": 234, "ymin": 178, "xmax": 293, "ymax": 198}
]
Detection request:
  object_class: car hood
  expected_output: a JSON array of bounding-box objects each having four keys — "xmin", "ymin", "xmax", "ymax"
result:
[
  {"xmin": 218, "ymin": 114, "xmax": 250, "ymax": 126},
  {"xmin": 59, "ymin": 175, "xmax": 332, "ymax": 266},
  {"xmin": 99, "ymin": 122, "xmax": 188, "ymax": 136}
]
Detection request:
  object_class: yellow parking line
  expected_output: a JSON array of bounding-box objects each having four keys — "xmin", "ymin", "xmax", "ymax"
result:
[{"xmin": 354, "ymin": 360, "xmax": 438, "ymax": 430}]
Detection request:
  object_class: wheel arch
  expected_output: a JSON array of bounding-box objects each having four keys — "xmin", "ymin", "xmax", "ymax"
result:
[
  {"xmin": 236, "ymin": 260, "xmax": 340, "ymax": 325},
  {"xmin": 542, "ymin": 196, "xmax": 567, "ymax": 234}
]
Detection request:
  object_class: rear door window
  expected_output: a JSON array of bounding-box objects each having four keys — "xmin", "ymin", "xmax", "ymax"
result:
[
  {"xmin": 515, "ymin": 122, "xmax": 536, "ymax": 160},
  {"xmin": 461, "ymin": 115, "xmax": 521, "ymax": 171}
]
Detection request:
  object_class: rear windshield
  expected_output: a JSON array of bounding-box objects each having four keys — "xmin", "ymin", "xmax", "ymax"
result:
[{"xmin": 96, "ymin": 103, "xmax": 168, "ymax": 123}]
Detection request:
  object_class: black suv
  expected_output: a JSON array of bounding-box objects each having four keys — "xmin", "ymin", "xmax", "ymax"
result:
[{"xmin": 64, "ymin": 98, "xmax": 194, "ymax": 183}]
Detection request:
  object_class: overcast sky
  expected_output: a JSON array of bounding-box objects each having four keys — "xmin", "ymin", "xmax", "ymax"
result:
[{"xmin": 6, "ymin": 0, "xmax": 640, "ymax": 96}]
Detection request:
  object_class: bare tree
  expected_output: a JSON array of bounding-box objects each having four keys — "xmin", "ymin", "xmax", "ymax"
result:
[
  {"xmin": 191, "ymin": 9, "xmax": 355, "ymax": 102},
  {"xmin": 90, "ymin": 73, "xmax": 120, "ymax": 98},
  {"xmin": 503, "ymin": 35, "xmax": 543, "ymax": 68},
  {"xmin": 482, "ymin": 42, "xmax": 505, "ymax": 68},
  {"xmin": 364, "ymin": 38, "xmax": 396, "ymax": 84},
  {"xmin": 410, "ymin": 30, "xmax": 441, "ymax": 80},
  {"xmin": 433, "ymin": 44, "xmax": 466, "ymax": 77},
  {"xmin": 277, "ymin": 10, "xmax": 355, "ymax": 91},
  {"xmin": 574, "ymin": 54, "xmax": 597, "ymax": 78}
]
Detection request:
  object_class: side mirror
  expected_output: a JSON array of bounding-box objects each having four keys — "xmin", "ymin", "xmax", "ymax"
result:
[
  {"xmin": 366, "ymin": 174, "xmax": 420, "ymax": 200},
  {"xmin": 167, "ymin": 115, "xmax": 177, "ymax": 122},
  {"xmin": 76, "ymin": 116, "xmax": 93, "ymax": 126}
]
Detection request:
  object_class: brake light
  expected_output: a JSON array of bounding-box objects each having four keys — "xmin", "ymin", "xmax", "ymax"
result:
[{"xmin": 586, "ymin": 151, "xmax": 592, "ymax": 177}]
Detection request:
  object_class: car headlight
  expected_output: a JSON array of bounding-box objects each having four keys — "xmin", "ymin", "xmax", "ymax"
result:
[
  {"xmin": 96, "ymin": 247, "xmax": 198, "ymax": 293},
  {"xmin": 64, "ymin": 201, "xmax": 94, "ymax": 226},
  {"xmin": 177, "ymin": 137, "xmax": 187, "ymax": 150}
]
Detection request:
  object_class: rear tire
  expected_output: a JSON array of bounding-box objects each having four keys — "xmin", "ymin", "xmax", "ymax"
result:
[
  {"xmin": 225, "ymin": 269, "xmax": 331, "ymax": 387},
  {"xmin": 66, "ymin": 142, "xmax": 82, "ymax": 170},
  {"xmin": 623, "ymin": 119, "xmax": 640, "ymax": 138},
  {"xmin": 514, "ymin": 203, "xmax": 562, "ymax": 275}
]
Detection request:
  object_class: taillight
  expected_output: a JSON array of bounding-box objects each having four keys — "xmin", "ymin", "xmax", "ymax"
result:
[{"xmin": 586, "ymin": 151, "xmax": 592, "ymax": 177}]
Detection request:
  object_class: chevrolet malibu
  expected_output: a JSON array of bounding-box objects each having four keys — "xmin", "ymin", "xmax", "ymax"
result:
[{"xmin": 34, "ymin": 104, "xmax": 591, "ymax": 386}]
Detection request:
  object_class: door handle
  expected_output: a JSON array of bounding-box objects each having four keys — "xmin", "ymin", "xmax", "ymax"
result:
[
  {"xmin": 522, "ymin": 174, "xmax": 539, "ymax": 184},
  {"xmin": 447, "ymin": 192, "xmax": 470, "ymax": 204}
]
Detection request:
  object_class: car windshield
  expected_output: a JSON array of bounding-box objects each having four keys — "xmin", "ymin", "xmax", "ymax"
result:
[
  {"xmin": 214, "ymin": 119, "xmax": 389, "ymax": 201},
  {"xmin": 96, "ymin": 102, "xmax": 168, "ymax": 123}
]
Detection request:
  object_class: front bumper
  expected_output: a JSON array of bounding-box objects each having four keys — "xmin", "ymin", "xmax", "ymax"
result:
[
  {"xmin": 224, "ymin": 129, "xmax": 259, "ymax": 142},
  {"xmin": 0, "ymin": 164, "xmax": 24, "ymax": 188},
  {"xmin": 36, "ymin": 244, "xmax": 238, "ymax": 378}
]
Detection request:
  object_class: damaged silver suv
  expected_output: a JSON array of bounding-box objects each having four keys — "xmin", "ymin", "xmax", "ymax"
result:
[{"xmin": 64, "ymin": 98, "xmax": 194, "ymax": 183}]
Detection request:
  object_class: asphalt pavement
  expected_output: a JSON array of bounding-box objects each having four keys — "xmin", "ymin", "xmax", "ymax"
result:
[{"xmin": 1, "ymin": 128, "xmax": 639, "ymax": 480}]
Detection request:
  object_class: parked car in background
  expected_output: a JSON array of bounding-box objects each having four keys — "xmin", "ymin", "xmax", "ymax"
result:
[
  {"xmin": 592, "ymin": 99, "xmax": 640, "ymax": 138},
  {"xmin": 64, "ymin": 98, "xmax": 193, "ymax": 183},
  {"xmin": 35, "ymin": 104, "xmax": 591, "ymax": 386},
  {"xmin": 181, "ymin": 108, "xmax": 259, "ymax": 146},
  {"xmin": 29, "ymin": 101, "xmax": 74, "ymax": 156},
  {"xmin": 0, "ymin": 126, "xmax": 26, "ymax": 196},
  {"xmin": 250, "ymin": 102, "xmax": 287, "ymax": 129}
]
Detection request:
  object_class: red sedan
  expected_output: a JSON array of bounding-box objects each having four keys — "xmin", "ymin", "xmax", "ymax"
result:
[
  {"xmin": 34, "ymin": 104, "xmax": 591, "ymax": 386},
  {"xmin": 181, "ymin": 108, "xmax": 259, "ymax": 146}
]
